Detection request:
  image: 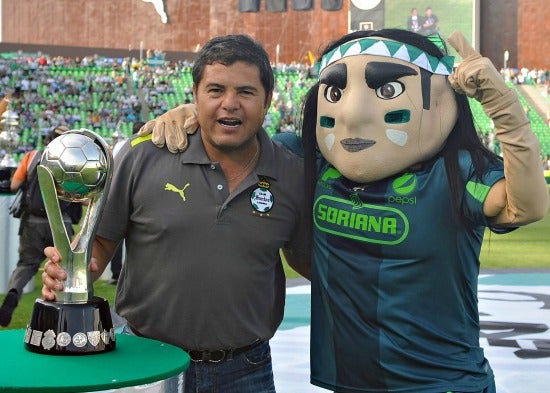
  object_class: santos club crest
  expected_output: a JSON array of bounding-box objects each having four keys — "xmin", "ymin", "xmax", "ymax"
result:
[{"xmin": 250, "ymin": 187, "xmax": 274, "ymax": 213}]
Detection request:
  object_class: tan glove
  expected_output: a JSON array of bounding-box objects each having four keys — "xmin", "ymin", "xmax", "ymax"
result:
[
  {"xmin": 137, "ymin": 104, "xmax": 198, "ymax": 153},
  {"xmin": 448, "ymin": 30, "xmax": 549, "ymax": 225}
]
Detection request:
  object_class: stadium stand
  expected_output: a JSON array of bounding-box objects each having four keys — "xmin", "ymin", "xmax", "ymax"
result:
[{"xmin": 0, "ymin": 53, "xmax": 548, "ymax": 160}]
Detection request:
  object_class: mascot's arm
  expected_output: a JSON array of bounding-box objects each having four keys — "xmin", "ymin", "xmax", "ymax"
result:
[
  {"xmin": 137, "ymin": 104, "xmax": 198, "ymax": 153},
  {"xmin": 448, "ymin": 31, "xmax": 549, "ymax": 225}
]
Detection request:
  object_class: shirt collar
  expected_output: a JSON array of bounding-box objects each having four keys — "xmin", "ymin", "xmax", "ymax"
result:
[{"xmin": 181, "ymin": 128, "xmax": 279, "ymax": 180}]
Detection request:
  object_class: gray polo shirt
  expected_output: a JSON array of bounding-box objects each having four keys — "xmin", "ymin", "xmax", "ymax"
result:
[{"xmin": 97, "ymin": 128, "xmax": 308, "ymax": 350}]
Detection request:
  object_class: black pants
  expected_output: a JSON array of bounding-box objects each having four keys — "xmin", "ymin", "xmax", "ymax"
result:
[{"xmin": 7, "ymin": 215, "xmax": 73, "ymax": 299}]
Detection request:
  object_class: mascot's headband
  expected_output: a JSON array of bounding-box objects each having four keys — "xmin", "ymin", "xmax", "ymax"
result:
[{"xmin": 318, "ymin": 37, "xmax": 455, "ymax": 76}]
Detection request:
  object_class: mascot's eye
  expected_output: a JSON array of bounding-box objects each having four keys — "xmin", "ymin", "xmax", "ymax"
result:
[
  {"xmin": 376, "ymin": 82, "xmax": 404, "ymax": 100},
  {"xmin": 324, "ymin": 85, "xmax": 342, "ymax": 103}
]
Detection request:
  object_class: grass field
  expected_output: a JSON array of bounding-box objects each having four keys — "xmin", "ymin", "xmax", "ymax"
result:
[{"xmin": 1, "ymin": 187, "xmax": 549, "ymax": 331}]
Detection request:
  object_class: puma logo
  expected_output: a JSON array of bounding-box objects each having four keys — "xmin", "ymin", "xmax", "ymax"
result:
[{"xmin": 165, "ymin": 182, "xmax": 190, "ymax": 201}]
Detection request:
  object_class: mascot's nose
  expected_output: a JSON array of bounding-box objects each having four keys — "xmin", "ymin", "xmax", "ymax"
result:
[{"xmin": 341, "ymin": 90, "xmax": 377, "ymax": 133}]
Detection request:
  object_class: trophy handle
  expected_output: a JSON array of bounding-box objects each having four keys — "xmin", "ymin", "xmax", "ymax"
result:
[
  {"xmin": 37, "ymin": 166, "xmax": 71, "ymax": 259},
  {"xmin": 38, "ymin": 165, "xmax": 92, "ymax": 302}
]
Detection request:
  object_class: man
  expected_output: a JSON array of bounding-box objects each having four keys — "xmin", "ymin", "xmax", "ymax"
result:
[
  {"xmin": 43, "ymin": 35, "xmax": 310, "ymax": 392},
  {"xmin": 406, "ymin": 7, "xmax": 422, "ymax": 33},
  {"xmin": 0, "ymin": 126, "xmax": 78, "ymax": 327},
  {"xmin": 422, "ymin": 6, "xmax": 440, "ymax": 35}
]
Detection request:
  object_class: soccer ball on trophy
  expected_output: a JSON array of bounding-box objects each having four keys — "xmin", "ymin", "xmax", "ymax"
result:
[{"xmin": 40, "ymin": 132, "xmax": 109, "ymax": 202}]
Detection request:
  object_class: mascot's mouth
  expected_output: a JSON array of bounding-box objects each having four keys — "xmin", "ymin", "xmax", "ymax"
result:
[{"xmin": 340, "ymin": 138, "xmax": 376, "ymax": 152}]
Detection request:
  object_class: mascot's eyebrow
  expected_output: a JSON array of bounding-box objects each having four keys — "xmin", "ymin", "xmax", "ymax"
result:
[
  {"xmin": 365, "ymin": 62, "xmax": 417, "ymax": 89},
  {"xmin": 319, "ymin": 63, "xmax": 347, "ymax": 89}
]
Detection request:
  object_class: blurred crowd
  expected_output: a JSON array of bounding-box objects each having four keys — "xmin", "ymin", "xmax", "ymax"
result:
[
  {"xmin": 0, "ymin": 51, "xmax": 315, "ymax": 158},
  {"xmin": 0, "ymin": 50, "xmax": 547, "ymax": 159}
]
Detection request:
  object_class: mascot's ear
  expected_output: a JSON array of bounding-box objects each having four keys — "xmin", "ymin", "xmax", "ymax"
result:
[
  {"xmin": 413, "ymin": 74, "xmax": 458, "ymax": 163},
  {"xmin": 431, "ymin": 74, "xmax": 458, "ymax": 140}
]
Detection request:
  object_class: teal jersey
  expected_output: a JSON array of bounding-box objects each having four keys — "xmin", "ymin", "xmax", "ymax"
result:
[{"xmin": 310, "ymin": 151, "xmax": 507, "ymax": 393}]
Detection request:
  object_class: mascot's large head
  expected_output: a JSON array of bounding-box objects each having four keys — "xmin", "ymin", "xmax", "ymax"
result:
[{"xmin": 303, "ymin": 29, "xmax": 459, "ymax": 183}]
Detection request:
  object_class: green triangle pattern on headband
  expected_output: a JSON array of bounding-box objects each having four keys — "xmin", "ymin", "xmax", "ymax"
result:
[{"xmin": 319, "ymin": 38, "xmax": 455, "ymax": 76}]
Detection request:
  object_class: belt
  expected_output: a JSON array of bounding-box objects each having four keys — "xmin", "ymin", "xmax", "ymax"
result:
[{"xmin": 186, "ymin": 339, "xmax": 264, "ymax": 363}]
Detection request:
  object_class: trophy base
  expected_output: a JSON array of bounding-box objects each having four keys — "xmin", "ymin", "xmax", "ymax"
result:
[{"xmin": 24, "ymin": 296, "xmax": 116, "ymax": 355}]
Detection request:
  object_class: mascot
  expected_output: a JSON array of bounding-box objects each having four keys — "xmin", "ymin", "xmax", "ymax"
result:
[{"xmin": 140, "ymin": 29, "xmax": 548, "ymax": 392}]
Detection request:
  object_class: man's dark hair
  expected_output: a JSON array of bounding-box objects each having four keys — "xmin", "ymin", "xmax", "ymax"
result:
[
  {"xmin": 132, "ymin": 121, "xmax": 146, "ymax": 135},
  {"xmin": 44, "ymin": 125, "xmax": 68, "ymax": 145},
  {"xmin": 192, "ymin": 35, "xmax": 274, "ymax": 105}
]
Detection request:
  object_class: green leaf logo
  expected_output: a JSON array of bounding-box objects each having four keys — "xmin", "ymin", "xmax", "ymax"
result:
[{"xmin": 392, "ymin": 174, "xmax": 416, "ymax": 195}]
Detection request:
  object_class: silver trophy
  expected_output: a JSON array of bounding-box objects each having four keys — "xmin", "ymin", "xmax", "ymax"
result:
[
  {"xmin": 0, "ymin": 105, "xmax": 20, "ymax": 169},
  {"xmin": 24, "ymin": 129, "xmax": 116, "ymax": 354},
  {"xmin": 0, "ymin": 104, "xmax": 21, "ymax": 192}
]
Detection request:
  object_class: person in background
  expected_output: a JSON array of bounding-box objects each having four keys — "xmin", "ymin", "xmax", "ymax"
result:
[
  {"xmin": 42, "ymin": 35, "xmax": 310, "ymax": 392},
  {"xmin": 0, "ymin": 126, "xmax": 79, "ymax": 327},
  {"xmin": 422, "ymin": 6, "xmax": 440, "ymax": 35},
  {"xmin": 406, "ymin": 7, "xmax": 422, "ymax": 33}
]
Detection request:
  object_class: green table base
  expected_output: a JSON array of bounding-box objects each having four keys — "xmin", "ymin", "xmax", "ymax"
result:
[{"xmin": 0, "ymin": 329, "xmax": 190, "ymax": 392}]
